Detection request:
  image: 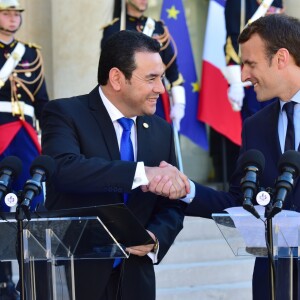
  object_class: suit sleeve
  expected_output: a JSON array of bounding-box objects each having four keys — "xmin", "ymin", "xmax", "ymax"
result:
[{"xmin": 141, "ymin": 118, "xmax": 186, "ymax": 263}]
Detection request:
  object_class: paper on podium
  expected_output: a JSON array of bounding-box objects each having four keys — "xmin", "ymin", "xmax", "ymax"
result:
[{"xmin": 224, "ymin": 206, "xmax": 300, "ymax": 248}]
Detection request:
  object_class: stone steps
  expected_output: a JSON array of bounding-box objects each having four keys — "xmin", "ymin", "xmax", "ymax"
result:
[
  {"xmin": 155, "ymin": 216, "xmax": 255, "ymax": 299},
  {"xmin": 156, "ymin": 281, "xmax": 252, "ymax": 300}
]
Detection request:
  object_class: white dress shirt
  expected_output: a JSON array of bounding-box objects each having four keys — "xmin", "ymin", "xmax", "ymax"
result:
[
  {"xmin": 99, "ymin": 86, "xmax": 149, "ymax": 189},
  {"xmin": 278, "ymin": 90, "xmax": 300, "ymax": 153},
  {"xmin": 99, "ymin": 86, "xmax": 158, "ymax": 262}
]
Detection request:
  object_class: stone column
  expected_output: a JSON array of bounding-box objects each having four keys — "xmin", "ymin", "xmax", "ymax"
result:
[
  {"xmin": 18, "ymin": 0, "xmax": 113, "ymax": 99},
  {"xmin": 285, "ymin": 0, "xmax": 300, "ymax": 18}
]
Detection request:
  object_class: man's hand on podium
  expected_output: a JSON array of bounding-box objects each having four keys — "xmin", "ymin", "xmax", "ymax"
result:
[{"xmin": 125, "ymin": 230, "xmax": 156, "ymax": 256}]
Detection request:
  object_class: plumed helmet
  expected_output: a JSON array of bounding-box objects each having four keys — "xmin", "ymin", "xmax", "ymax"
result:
[{"xmin": 0, "ymin": 0, "xmax": 24, "ymax": 12}]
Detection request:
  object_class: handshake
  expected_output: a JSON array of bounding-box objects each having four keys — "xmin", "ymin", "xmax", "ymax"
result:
[{"xmin": 142, "ymin": 161, "xmax": 190, "ymax": 199}]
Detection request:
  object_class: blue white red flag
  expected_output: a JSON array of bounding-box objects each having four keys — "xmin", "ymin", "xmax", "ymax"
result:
[{"xmin": 197, "ymin": 0, "xmax": 242, "ymax": 145}]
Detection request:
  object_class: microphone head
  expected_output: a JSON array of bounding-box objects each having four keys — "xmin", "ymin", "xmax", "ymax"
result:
[
  {"xmin": 30, "ymin": 155, "xmax": 55, "ymax": 179},
  {"xmin": 0, "ymin": 156, "xmax": 22, "ymax": 177},
  {"xmin": 239, "ymin": 149, "xmax": 265, "ymax": 173},
  {"xmin": 278, "ymin": 150, "xmax": 300, "ymax": 178}
]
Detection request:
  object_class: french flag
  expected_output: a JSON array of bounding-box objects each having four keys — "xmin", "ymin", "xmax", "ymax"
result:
[{"xmin": 197, "ymin": 0, "xmax": 242, "ymax": 146}]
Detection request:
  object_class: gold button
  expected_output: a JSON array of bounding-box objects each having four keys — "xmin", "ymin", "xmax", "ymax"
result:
[
  {"xmin": 143, "ymin": 123, "xmax": 149, "ymax": 128},
  {"xmin": 17, "ymin": 94, "xmax": 21, "ymax": 99}
]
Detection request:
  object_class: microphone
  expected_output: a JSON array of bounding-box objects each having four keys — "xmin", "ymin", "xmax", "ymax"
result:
[
  {"xmin": 20, "ymin": 155, "xmax": 55, "ymax": 213},
  {"xmin": 268, "ymin": 150, "xmax": 300, "ymax": 219},
  {"xmin": 239, "ymin": 149, "xmax": 265, "ymax": 218},
  {"xmin": 0, "ymin": 156, "xmax": 22, "ymax": 201}
]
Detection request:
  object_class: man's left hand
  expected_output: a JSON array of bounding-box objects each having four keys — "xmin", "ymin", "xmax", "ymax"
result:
[{"xmin": 125, "ymin": 230, "xmax": 156, "ymax": 256}]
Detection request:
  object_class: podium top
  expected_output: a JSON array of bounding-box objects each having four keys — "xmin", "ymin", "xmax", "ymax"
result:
[
  {"xmin": 212, "ymin": 206, "xmax": 300, "ymax": 257},
  {"xmin": 0, "ymin": 203, "xmax": 154, "ymax": 248}
]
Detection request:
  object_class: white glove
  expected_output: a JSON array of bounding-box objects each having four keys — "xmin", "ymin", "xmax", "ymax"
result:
[
  {"xmin": 170, "ymin": 85, "xmax": 186, "ymax": 131},
  {"xmin": 170, "ymin": 103, "xmax": 185, "ymax": 131},
  {"xmin": 223, "ymin": 65, "xmax": 245, "ymax": 112},
  {"xmin": 228, "ymin": 82, "xmax": 244, "ymax": 112}
]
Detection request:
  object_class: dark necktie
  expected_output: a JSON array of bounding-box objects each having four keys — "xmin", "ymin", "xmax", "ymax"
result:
[
  {"xmin": 114, "ymin": 117, "xmax": 134, "ymax": 268},
  {"xmin": 283, "ymin": 101, "xmax": 296, "ymax": 152}
]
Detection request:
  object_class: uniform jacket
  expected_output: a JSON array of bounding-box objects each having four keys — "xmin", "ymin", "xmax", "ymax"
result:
[
  {"xmin": 41, "ymin": 86, "xmax": 185, "ymax": 300},
  {"xmin": 0, "ymin": 39, "xmax": 48, "ymax": 126}
]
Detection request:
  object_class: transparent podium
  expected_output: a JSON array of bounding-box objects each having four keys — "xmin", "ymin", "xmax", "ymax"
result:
[
  {"xmin": 0, "ymin": 203, "xmax": 153, "ymax": 300},
  {"xmin": 212, "ymin": 206, "xmax": 300, "ymax": 300}
]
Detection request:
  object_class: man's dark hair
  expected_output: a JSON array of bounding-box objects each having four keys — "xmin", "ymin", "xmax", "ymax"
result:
[
  {"xmin": 98, "ymin": 30, "xmax": 161, "ymax": 85},
  {"xmin": 238, "ymin": 14, "xmax": 300, "ymax": 66}
]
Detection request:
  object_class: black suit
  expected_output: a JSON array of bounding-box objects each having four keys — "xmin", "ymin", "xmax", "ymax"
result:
[
  {"xmin": 186, "ymin": 100, "xmax": 300, "ymax": 299},
  {"xmin": 41, "ymin": 86, "xmax": 185, "ymax": 300}
]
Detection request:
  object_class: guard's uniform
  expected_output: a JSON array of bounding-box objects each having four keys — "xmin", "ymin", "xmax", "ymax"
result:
[
  {"xmin": 101, "ymin": 15, "xmax": 184, "ymax": 121},
  {"xmin": 225, "ymin": 0, "xmax": 283, "ymax": 120},
  {"xmin": 0, "ymin": 39, "xmax": 49, "ymax": 211},
  {"xmin": 210, "ymin": 0, "xmax": 284, "ymax": 182}
]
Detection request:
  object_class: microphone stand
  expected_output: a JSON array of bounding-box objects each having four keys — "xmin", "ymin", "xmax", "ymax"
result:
[
  {"xmin": 265, "ymin": 204, "xmax": 276, "ymax": 300},
  {"xmin": 244, "ymin": 186, "xmax": 276, "ymax": 300},
  {"xmin": 15, "ymin": 197, "xmax": 31, "ymax": 300}
]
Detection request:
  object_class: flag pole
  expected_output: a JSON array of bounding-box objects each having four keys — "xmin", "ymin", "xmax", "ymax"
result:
[
  {"xmin": 173, "ymin": 124, "xmax": 184, "ymax": 172},
  {"xmin": 120, "ymin": 0, "xmax": 126, "ymax": 30}
]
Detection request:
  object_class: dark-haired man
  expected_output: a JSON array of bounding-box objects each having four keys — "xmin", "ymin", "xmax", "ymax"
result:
[
  {"xmin": 41, "ymin": 30, "xmax": 189, "ymax": 300},
  {"xmin": 101, "ymin": 0, "xmax": 186, "ymax": 131},
  {"xmin": 146, "ymin": 13, "xmax": 300, "ymax": 300}
]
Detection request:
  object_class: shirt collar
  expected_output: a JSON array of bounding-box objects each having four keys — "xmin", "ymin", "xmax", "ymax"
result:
[
  {"xmin": 279, "ymin": 90, "xmax": 300, "ymax": 112},
  {"xmin": 98, "ymin": 86, "xmax": 137, "ymax": 124}
]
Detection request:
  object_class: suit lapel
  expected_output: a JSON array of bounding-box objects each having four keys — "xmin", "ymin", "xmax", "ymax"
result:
[
  {"xmin": 87, "ymin": 87, "xmax": 120, "ymax": 160},
  {"xmin": 136, "ymin": 116, "xmax": 152, "ymax": 164}
]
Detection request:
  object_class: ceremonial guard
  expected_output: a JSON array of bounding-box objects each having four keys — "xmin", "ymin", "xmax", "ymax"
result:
[
  {"xmin": 101, "ymin": 0, "xmax": 186, "ymax": 130},
  {"xmin": 224, "ymin": 0, "xmax": 284, "ymax": 118},
  {"xmin": 0, "ymin": 1, "xmax": 49, "ymax": 298},
  {"xmin": 210, "ymin": 0, "xmax": 285, "ymax": 183}
]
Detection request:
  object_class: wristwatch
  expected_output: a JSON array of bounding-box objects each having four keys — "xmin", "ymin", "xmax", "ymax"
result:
[{"xmin": 153, "ymin": 238, "xmax": 159, "ymax": 253}]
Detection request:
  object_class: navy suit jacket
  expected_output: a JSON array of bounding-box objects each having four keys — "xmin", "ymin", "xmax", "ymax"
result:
[
  {"xmin": 186, "ymin": 100, "xmax": 300, "ymax": 299},
  {"xmin": 41, "ymin": 86, "xmax": 185, "ymax": 300}
]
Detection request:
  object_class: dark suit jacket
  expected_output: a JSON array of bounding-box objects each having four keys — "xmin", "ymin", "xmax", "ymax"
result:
[
  {"xmin": 41, "ymin": 86, "xmax": 185, "ymax": 300},
  {"xmin": 186, "ymin": 100, "xmax": 300, "ymax": 299}
]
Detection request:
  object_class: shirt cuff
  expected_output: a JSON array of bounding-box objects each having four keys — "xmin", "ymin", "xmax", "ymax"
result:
[
  {"xmin": 147, "ymin": 242, "xmax": 159, "ymax": 264},
  {"xmin": 132, "ymin": 161, "xmax": 149, "ymax": 189},
  {"xmin": 180, "ymin": 179, "xmax": 195, "ymax": 204}
]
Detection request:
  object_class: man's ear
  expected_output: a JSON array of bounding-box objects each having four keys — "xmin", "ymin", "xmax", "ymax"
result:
[
  {"xmin": 109, "ymin": 67, "xmax": 123, "ymax": 91},
  {"xmin": 276, "ymin": 48, "xmax": 290, "ymax": 69}
]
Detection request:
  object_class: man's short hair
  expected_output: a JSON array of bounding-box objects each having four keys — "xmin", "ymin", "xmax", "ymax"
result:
[{"xmin": 98, "ymin": 30, "xmax": 161, "ymax": 85}]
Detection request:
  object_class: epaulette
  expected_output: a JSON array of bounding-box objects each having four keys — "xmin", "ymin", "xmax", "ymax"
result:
[
  {"xmin": 17, "ymin": 40, "xmax": 42, "ymax": 49},
  {"xmin": 100, "ymin": 18, "xmax": 119, "ymax": 30}
]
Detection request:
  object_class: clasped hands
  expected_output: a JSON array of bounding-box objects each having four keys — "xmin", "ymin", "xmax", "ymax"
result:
[
  {"xmin": 126, "ymin": 163, "xmax": 189, "ymax": 257},
  {"xmin": 142, "ymin": 161, "xmax": 190, "ymax": 199}
]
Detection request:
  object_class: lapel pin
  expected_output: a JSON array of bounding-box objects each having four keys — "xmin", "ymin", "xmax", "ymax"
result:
[{"xmin": 143, "ymin": 122, "xmax": 149, "ymax": 128}]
